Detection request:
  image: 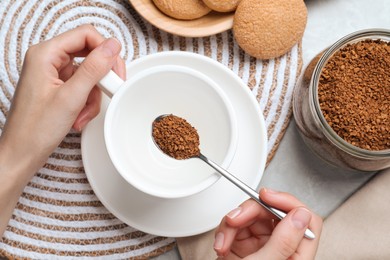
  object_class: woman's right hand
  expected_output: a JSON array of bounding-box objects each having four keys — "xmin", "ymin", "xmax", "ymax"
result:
[
  {"xmin": 0, "ymin": 24, "xmax": 125, "ymax": 236},
  {"xmin": 214, "ymin": 188, "xmax": 323, "ymax": 259}
]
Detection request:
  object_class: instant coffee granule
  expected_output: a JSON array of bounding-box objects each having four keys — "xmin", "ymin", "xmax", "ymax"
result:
[
  {"xmin": 318, "ymin": 39, "xmax": 390, "ymax": 151},
  {"xmin": 152, "ymin": 114, "xmax": 201, "ymax": 159}
]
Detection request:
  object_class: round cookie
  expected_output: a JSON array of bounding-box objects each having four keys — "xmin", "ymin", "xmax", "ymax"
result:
[
  {"xmin": 202, "ymin": 0, "xmax": 240, "ymax": 12},
  {"xmin": 233, "ymin": 0, "xmax": 307, "ymax": 59},
  {"xmin": 153, "ymin": 0, "xmax": 211, "ymax": 20}
]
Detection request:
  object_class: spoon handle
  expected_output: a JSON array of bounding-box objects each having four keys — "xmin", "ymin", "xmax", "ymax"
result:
[{"xmin": 198, "ymin": 154, "xmax": 315, "ymax": 240}]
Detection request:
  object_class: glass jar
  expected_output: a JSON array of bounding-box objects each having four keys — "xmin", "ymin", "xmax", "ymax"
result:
[{"xmin": 293, "ymin": 29, "xmax": 390, "ymax": 172}]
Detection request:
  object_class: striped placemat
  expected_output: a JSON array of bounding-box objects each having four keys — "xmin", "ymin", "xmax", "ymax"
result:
[{"xmin": 0, "ymin": 0, "xmax": 302, "ymax": 258}]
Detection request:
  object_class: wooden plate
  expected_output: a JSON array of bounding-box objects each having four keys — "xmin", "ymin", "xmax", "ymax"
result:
[{"xmin": 129, "ymin": 0, "xmax": 234, "ymax": 37}]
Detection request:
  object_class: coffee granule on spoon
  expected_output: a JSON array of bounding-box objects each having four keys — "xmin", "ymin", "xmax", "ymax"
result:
[
  {"xmin": 152, "ymin": 115, "xmax": 200, "ymax": 159},
  {"xmin": 318, "ymin": 39, "xmax": 390, "ymax": 151}
]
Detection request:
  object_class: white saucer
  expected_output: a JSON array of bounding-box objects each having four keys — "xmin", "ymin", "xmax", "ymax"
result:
[{"xmin": 81, "ymin": 52, "xmax": 267, "ymax": 237}]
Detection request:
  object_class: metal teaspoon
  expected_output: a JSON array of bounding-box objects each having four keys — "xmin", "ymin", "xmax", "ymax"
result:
[{"xmin": 152, "ymin": 114, "xmax": 315, "ymax": 240}]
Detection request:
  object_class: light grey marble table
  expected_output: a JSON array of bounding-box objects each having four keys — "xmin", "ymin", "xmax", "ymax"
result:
[{"xmin": 154, "ymin": 0, "xmax": 389, "ymax": 258}]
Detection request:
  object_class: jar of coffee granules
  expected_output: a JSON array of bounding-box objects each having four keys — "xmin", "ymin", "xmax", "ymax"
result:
[{"xmin": 293, "ymin": 29, "xmax": 390, "ymax": 172}]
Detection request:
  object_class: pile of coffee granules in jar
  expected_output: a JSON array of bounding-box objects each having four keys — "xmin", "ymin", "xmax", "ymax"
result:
[
  {"xmin": 318, "ymin": 39, "xmax": 390, "ymax": 151},
  {"xmin": 152, "ymin": 114, "xmax": 201, "ymax": 159}
]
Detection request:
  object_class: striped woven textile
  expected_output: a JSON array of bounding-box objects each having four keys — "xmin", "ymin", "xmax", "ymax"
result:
[{"xmin": 0, "ymin": 0, "xmax": 302, "ymax": 258}]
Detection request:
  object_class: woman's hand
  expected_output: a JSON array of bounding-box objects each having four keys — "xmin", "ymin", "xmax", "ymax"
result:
[
  {"xmin": 0, "ymin": 24, "xmax": 125, "ymax": 235},
  {"xmin": 214, "ymin": 188, "xmax": 323, "ymax": 259},
  {"xmin": 0, "ymin": 24, "xmax": 125, "ymax": 176}
]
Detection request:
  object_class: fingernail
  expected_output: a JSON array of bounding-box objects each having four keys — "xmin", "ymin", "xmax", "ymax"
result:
[
  {"xmin": 213, "ymin": 232, "xmax": 224, "ymax": 250},
  {"xmin": 227, "ymin": 207, "xmax": 241, "ymax": 219},
  {"xmin": 291, "ymin": 208, "xmax": 311, "ymax": 229},
  {"xmin": 101, "ymin": 38, "xmax": 121, "ymax": 57},
  {"xmin": 264, "ymin": 188, "xmax": 279, "ymax": 194},
  {"xmin": 77, "ymin": 122, "xmax": 87, "ymax": 132},
  {"xmin": 77, "ymin": 114, "xmax": 91, "ymax": 131}
]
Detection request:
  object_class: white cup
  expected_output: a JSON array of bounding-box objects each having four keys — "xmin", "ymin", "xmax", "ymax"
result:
[{"xmin": 97, "ymin": 64, "xmax": 238, "ymax": 199}]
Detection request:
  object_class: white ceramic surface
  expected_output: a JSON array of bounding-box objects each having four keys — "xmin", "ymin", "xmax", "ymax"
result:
[
  {"xmin": 101, "ymin": 65, "xmax": 237, "ymax": 199},
  {"xmin": 81, "ymin": 52, "xmax": 267, "ymax": 237}
]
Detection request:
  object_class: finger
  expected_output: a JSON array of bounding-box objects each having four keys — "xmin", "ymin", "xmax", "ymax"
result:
[
  {"xmin": 215, "ymin": 204, "xmax": 274, "ymax": 258},
  {"xmin": 113, "ymin": 55, "xmax": 126, "ymax": 80},
  {"xmin": 71, "ymin": 49, "xmax": 99, "ymax": 58},
  {"xmin": 260, "ymin": 188, "xmax": 323, "ymax": 259},
  {"xmin": 251, "ymin": 207, "xmax": 312, "ymax": 260},
  {"xmin": 72, "ymin": 86, "xmax": 102, "ymax": 131},
  {"xmin": 64, "ymin": 38, "xmax": 121, "ymax": 97},
  {"xmin": 260, "ymin": 188, "xmax": 322, "ymax": 237},
  {"xmin": 228, "ymin": 222, "xmax": 272, "ymax": 257},
  {"xmin": 230, "ymin": 235, "xmax": 270, "ymax": 258},
  {"xmin": 215, "ymin": 232, "xmax": 264, "ymax": 260},
  {"xmin": 59, "ymin": 61, "xmax": 76, "ymax": 82},
  {"xmin": 34, "ymin": 25, "xmax": 106, "ymax": 72},
  {"xmin": 227, "ymin": 217, "xmax": 273, "ymax": 241},
  {"xmin": 218, "ymin": 251, "xmax": 241, "ymax": 260},
  {"xmin": 214, "ymin": 217, "xmax": 239, "ymax": 257},
  {"xmin": 51, "ymin": 24, "xmax": 105, "ymax": 54},
  {"xmin": 246, "ymin": 219, "xmax": 274, "ymax": 238},
  {"xmin": 72, "ymin": 50, "xmax": 126, "ymax": 80},
  {"xmin": 64, "ymin": 50, "xmax": 126, "ymax": 81},
  {"xmin": 260, "ymin": 188, "xmax": 307, "ymax": 213},
  {"xmin": 294, "ymin": 212, "xmax": 323, "ymax": 259},
  {"xmin": 225, "ymin": 199, "xmax": 275, "ymax": 228}
]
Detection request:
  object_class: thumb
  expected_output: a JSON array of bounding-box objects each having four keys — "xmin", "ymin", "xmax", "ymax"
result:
[
  {"xmin": 65, "ymin": 38, "xmax": 121, "ymax": 95},
  {"xmin": 251, "ymin": 207, "xmax": 312, "ymax": 260}
]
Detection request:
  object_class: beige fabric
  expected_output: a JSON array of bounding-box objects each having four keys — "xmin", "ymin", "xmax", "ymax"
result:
[
  {"xmin": 177, "ymin": 230, "xmax": 217, "ymax": 260},
  {"xmin": 316, "ymin": 168, "xmax": 390, "ymax": 260}
]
